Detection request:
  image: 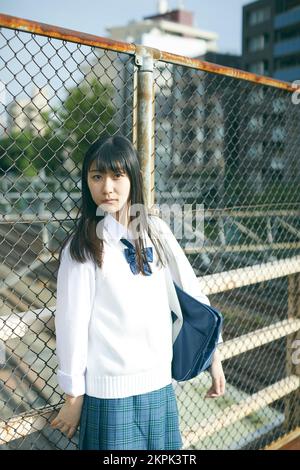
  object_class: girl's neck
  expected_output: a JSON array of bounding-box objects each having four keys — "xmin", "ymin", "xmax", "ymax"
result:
[{"xmin": 113, "ymin": 206, "xmax": 129, "ymax": 228}]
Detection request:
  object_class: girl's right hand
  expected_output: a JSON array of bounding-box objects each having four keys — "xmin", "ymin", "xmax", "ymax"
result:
[{"xmin": 50, "ymin": 394, "xmax": 84, "ymax": 439}]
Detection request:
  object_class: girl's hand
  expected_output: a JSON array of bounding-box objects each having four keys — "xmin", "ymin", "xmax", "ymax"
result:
[
  {"xmin": 205, "ymin": 350, "xmax": 226, "ymax": 398},
  {"xmin": 50, "ymin": 394, "xmax": 84, "ymax": 439}
]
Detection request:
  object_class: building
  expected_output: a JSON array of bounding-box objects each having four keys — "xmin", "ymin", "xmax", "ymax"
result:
[
  {"xmin": 166, "ymin": 51, "xmax": 243, "ymax": 207},
  {"xmin": 6, "ymin": 85, "xmax": 50, "ymax": 136},
  {"xmin": 106, "ymin": 1, "xmax": 223, "ymax": 201},
  {"xmin": 242, "ymin": 0, "xmax": 300, "ymax": 184},
  {"xmin": 243, "ymin": 0, "xmax": 300, "ymax": 82},
  {"xmin": 107, "ymin": 0, "xmax": 218, "ymax": 58}
]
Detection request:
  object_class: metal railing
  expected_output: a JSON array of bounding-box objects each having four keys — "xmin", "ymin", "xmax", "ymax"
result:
[{"xmin": 0, "ymin": 13, "xmax": 299, "ymax": 450}]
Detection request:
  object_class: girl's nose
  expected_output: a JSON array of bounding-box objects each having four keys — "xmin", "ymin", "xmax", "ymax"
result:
[{"xmin": 103, "ymin": 176, "xmax": 114, "ymax": 192}]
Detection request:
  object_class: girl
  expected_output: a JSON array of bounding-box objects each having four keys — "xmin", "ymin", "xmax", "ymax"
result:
[{"xmin": 50, "ymin": 134, "xmax": 225, "ymax": 450}]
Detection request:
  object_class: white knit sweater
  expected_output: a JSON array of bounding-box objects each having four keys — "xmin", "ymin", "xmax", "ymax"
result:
[{"xmin": 54, "ymin": 213, "xmax": 222, "ymax": 398}]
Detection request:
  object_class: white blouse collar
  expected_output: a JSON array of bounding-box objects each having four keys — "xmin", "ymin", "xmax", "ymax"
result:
[
  {"xmin": 103, "ymin": 212, "xmax": 133, "ymax": 244},
  {"xmin": 102, "ymin": 212, "xmax": 150, "ymax": 246}
]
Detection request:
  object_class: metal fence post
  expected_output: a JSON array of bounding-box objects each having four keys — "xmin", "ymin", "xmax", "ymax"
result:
[
  {"xmin": 285, "ymin": 273, "xmax": 300, "ymax": 430},
  {"xmin": 134, "ymin": 46, "xmax": 155, "ymax": 210}
]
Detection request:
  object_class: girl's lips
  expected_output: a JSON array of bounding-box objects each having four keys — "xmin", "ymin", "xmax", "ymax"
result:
[{"xmin": 102, "ymin": 200, "xmax": 117, "ymax": 204}]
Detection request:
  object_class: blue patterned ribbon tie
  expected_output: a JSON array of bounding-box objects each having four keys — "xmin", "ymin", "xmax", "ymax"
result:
[{"xmin": 120, "ymin": 238, "xmax": 153, "ymax": 276}]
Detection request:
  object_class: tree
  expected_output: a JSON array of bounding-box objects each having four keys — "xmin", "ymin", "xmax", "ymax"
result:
[
  {"xmin": 0, "ymin": 77, "xmax": 117, "ymax": 176},
  {"xmin": 58, "ymin": 77, "xmax": 117, "ymax": 166}
]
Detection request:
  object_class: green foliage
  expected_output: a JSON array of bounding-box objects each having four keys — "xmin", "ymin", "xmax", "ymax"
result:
[
  {"xmin": 0, "ymin": 130, "xmax": 39, "ymax": 176},
  {"xmin": 58, "ymin": 78, "xmax": 117, "ymax": 165},
  {"xmin": 0, "ymin": 77, "xmax": 117, "ymax": 176}
]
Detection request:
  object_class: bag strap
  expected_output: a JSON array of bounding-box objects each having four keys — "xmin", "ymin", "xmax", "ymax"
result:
[{"xmin": 163, "ymin": 264, "xmax": 182, "ymax": 344}]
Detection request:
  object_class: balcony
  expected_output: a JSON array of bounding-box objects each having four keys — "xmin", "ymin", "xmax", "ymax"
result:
[
  {"xmin": 274, "ymin": 37, "xmax": 300, "ymax": 57},
  {"xmin": 274, "ymin": 66, "xmax": 300, "ymax": 82},
  {"xmin": 274, "ymin": 7, "xmax": 300, "ymax": 28}
]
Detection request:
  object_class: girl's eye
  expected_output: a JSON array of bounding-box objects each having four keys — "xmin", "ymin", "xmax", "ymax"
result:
[{"xmin": 92, "ymin": 173, "xmax": 123, "ymax": 180}]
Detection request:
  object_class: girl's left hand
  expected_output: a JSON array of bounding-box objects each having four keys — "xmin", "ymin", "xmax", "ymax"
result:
[
  {"xmin": 205, "ymin": 351, "xmax": 226, "ymax": 398},
  {"xmin": 50, "ymin": 395, "xmax": 84, "ymax": 439}
]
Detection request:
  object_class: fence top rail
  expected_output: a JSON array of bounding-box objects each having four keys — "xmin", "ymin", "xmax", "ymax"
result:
[
  {"xmin": 0, "ymin": 13, "xmax": 299, "ymax": 93},
  {"xmin": 0, "ymin": 12, "xmax": 135, "ymax": 56}
]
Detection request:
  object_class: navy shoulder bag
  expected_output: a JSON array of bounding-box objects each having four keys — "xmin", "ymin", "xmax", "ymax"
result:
[{"xmin": 164, "ymin": 266, "xmax": 223, "ymax": 382}]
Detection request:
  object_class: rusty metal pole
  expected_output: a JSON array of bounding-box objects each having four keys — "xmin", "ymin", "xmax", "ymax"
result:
[{"xmin": 134, "ymin": 46, "xmax": 155, "ymax": 211}]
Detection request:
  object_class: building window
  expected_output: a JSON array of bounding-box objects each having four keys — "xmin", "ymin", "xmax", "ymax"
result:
[
  {"xmin": 214, "ymin": 149, "xmax": 223, "ymax": 162},
  {"xmin": 274, "ymin": 54, "xmax": 300, "ymax": 70},
  {"xmin": 195, "ymin": 149, "xmax": 204, "ymax": 165},
  {"xmin": 248, "ymin": 60, "xmax": 269, "ymax": 74},
  {"xmin": 275, "ymin": 0, "xmax": 300, "ymax": 14},
  {"xmin": 272, "ymin": 127, "xmax": 286, "ymax": 142},
  {"xmin": 196, "ymin": 129, "xmax": 204, "ymax": 143},
  {"xmin": 248, "ymin": 116, "xmax": 264, "ymax": 131},
  {"xmin": 248, "ymin": 34, "xmax": 269, "ymax": 52},
  {"xmin": 247, "ymin": 143, "xmax": 263, "ymax": 158},
  {"xmin": 248, "ymin": 88, "xmax": 265, "ymax": 104},
  {"xmin": 214, "ymin": 126, "xmax": 224, "ymax": 141},
  {"xmin": 197, "ymin": 82, "xmax": 205, "ymax": 95},
  {"xmin": 248, "ymin": 7, "xmax": 271, "ymax": 26},
  {"xmin": 275, "ymin": 25, "xmax": 300, "ymax": 42},
  {"xmin": 272, "ymin": 97, "xmax": 287, "ymax": 113}
]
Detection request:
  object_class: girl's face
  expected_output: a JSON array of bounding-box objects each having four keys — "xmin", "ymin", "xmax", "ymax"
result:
[{"xmin": 87, "ymin": 160, "xmax": 131, "ymax": 216}]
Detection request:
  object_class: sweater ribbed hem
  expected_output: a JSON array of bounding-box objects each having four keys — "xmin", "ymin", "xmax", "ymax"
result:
[{"xmin": 85, "ymin": 364, "xmax": 172, "ymax": 398}]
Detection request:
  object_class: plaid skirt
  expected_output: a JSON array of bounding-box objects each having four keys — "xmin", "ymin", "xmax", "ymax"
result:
[{"xmin": 78, "ymin": 383, "xmax": 183, "ymax": 450}]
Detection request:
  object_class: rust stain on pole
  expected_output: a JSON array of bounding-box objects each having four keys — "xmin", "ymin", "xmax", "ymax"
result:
[{"xmin": 135, "ymin": 47, "xmax": 155, "ymax": 209}]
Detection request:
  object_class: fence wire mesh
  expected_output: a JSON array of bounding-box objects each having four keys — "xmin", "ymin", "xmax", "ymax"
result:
[
  {"xmin": 153, "ymin": 59, "xmax": 300, "ymax": 450},
  {"xmin": 0, "ymin": 19, "xmax": 299, "ymax": 450}
]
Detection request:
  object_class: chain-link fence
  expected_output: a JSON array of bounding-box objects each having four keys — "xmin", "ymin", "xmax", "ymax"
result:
[{"xmin": 0, "ymin": 13, "xmax": 299, "ymax": 450}]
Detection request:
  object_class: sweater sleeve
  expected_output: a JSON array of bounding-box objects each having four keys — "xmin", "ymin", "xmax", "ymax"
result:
[
  {"xmin": 152, "ymin": 216, "xmax": 223, "ymax": 344},
  {"xmin": 55, "ymin": 242, "xmax": 96, "ymax": 397}
]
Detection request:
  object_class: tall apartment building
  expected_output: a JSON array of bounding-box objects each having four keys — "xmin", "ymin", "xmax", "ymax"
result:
[
  {"xmin": 166, "ymin": 51, "xmax": 243, "ymax": 207},
  {"xmin": 242, "ymin": 0, "xmax": 300, "ymax": 185},
  {"xmin": 106, "ymin": 1, "xmax": 222, "ymax": 201},
  {"xmin": 243, "ymin": 0, "xmax": 300, "ymax": 82}
]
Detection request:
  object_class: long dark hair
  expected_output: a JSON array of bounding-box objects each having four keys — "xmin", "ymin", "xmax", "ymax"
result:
[{"xmin": 58, "ymin": 134, "xmax": 170, "ymax": 275}]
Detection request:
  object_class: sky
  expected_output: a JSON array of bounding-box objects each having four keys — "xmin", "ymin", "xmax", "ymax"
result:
[{"xmin": 0, "ymin": 0, "xmax": 252, "ymax": 55}]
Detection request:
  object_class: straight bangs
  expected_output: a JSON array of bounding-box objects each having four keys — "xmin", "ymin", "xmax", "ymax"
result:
[
  {"xmin": 88, "ymin": 143, "xmax": 129, "ymax": 176},
  {"xmin": 61, "ymin": 133, "xmax": 171, "ymax": 274}
]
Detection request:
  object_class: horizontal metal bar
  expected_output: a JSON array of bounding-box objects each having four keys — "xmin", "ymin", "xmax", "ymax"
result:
[
  {"xmin": 0, "ymin": 317, "xmax": 299, "ymax": 443},
  {"xmin": 1, "ymin": 209, "xmax": 299, "ymax": 224},
  {"xmin": 0, "ymin": 371, "xmax": 298, "ymax": 445},
  {"xmin": 0, "ymin": 253, "xmax": 57, "ymax": 294},
  {"xmin": 198, "ymin": 209, "xmax": 300, "ymax": 218},
  {"xmin": 0, "ymin": 306, "xmax": 55, "ymax": 341},
  {"xmin": 181, "ymin": 375, "xmax": 300, "ymax": 446},
  {"xmin": 263, "ymin": 427, "xmax": 300, "ymax": 450},
  {"xmin": 199, "ymin": 255, "xmax": 300, "ymax": 294},
  {"xmin": 158, "ymin": 49, "xmax": 299, "ymax": 91},
  {"xmin": 185, "ymin": 242, "xmax": 300, "ymax": 254},
  {"xmin": 0, "ymin": 13, "xmax": 299, "ymax": 92},
  {"xmin": 0, "ymin": 211, "xmax": 79, "ymax": 224},
  {"xmin": 0, "ymin": 13, "xmax": 135, "ymax": 56},
  {"xmin": 0, "ymin": 406, "xmax": 57, "ymax": 445},
  {"xmin": 1, "ymin": 257, "xmax": 300, "ymax": 342},
  {"xmin": 218, "ymin": 318, "xmax": 300, "ymax": 362}
]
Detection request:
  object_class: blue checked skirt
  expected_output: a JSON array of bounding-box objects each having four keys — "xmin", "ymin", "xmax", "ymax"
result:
[{"xmin": 78, "ymin": 383, "xmax": 183, "ymax": 450}]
